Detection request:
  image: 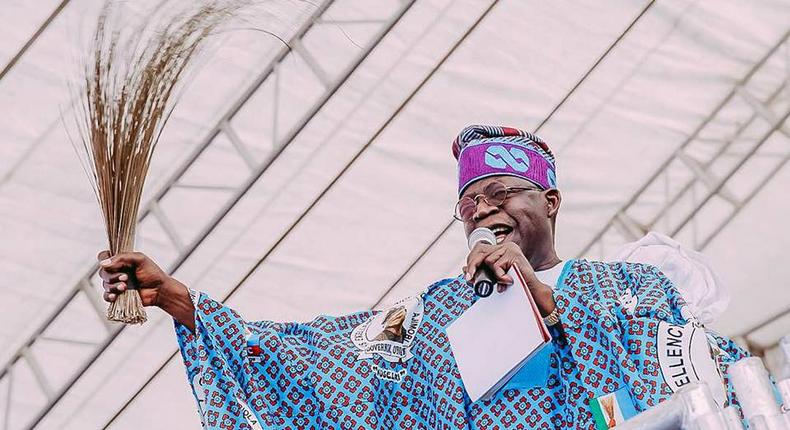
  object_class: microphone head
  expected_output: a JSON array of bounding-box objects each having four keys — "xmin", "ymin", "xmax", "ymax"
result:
[{"xmin": 468, "ymin": 227, "xmax": 496, "ymax": 249}]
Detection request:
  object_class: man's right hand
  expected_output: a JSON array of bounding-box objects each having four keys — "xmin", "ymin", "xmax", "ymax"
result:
[
  {"xmin": 97, "ymin": 250, "xmax": 170, "ymax": 307},
  {"xmin": 97, "ymin": 250, "xmax": 196, "ymax": 331}
]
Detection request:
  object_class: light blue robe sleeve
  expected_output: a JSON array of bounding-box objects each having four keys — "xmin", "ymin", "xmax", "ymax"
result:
[{"xmin": 174, "ymin": 290, "xmax": 374, "ymax": 429}]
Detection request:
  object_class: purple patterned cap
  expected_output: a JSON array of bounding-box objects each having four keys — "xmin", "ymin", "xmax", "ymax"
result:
[{"xmin": 453, "ymin": 125, "xmax": 557, "ymax": 196}]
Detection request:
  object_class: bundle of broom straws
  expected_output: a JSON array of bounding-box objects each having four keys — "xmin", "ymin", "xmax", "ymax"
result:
[{"xmin": 71, "ymin": 0, "xmax": 247, "ymax": 323}]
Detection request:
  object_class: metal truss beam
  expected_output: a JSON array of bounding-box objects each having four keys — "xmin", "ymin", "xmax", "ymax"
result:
[
  {"xmin": 0, "ymin": 1, "xmax": 416, "ymax": 428},
  {"xmin": 577, "ymin": 31, "xmax": 790, "ymax": 259}
]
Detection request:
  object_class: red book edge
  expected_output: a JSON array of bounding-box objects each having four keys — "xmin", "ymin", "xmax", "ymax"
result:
[{"xmin": 512, "ymin": 266, "xmax": 552, "ymax": 343}]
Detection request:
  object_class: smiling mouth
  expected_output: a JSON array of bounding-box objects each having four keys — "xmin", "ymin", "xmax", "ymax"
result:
[{"xmin": 489, "ymin": 225, "xmax": 513, "ymax": 243}]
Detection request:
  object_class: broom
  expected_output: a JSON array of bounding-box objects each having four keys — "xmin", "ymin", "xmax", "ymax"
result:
[{"xmin": 72, "ymin": 1, "xmax": 246, "ymax": 324}]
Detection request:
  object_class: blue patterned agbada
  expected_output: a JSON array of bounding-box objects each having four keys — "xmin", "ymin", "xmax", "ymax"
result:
[{"xmin": 174, "ymin": 259, "xmax": 748, "ymax": 429}]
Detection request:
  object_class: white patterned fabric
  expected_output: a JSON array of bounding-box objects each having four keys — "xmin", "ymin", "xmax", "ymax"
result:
[{"xmin": 608, "ymin": 231, "xmax": 729, "ymax": 324}]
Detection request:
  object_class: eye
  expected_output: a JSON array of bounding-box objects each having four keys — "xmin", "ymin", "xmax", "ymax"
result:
[
  {"xmin": 456, "ymin": 197, "xmax": 477, "ymax": 221},
  {"xmin": 483, "ymin": 182, "xmax": 508, "ymax": 205}
]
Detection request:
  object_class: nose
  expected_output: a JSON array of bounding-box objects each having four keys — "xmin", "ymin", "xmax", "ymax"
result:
[{"xmin": 472, "ymin": 199, "xmax": 499, "ymax": 222}]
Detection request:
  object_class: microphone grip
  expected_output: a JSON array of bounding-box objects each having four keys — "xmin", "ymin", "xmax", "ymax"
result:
[
  {"xmin": 473, "ymin": 267, "xmax": 496, "ymax": 298},
  {"xmin": 467, "ymin": 228, "xmax": 498, "ymax": 298}
]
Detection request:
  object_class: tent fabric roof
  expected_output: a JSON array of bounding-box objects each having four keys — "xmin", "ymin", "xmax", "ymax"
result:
[{"xmin": 1, "ymin": 0, "xmax": 789, "ymax": 428}]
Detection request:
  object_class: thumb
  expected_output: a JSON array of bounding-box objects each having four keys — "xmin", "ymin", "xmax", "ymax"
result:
[
  {"xmin": 96, "ymin": 250, "xmax": 111, "ymax": 261},
  {"xmin": 99, "ymin": 252, "xmax": 145, "ymax": 272}
]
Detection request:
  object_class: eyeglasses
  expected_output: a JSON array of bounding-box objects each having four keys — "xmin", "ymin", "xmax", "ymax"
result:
[{"xmin": 454, "ymin": 181, "xmax": 539, "ymax": 222}]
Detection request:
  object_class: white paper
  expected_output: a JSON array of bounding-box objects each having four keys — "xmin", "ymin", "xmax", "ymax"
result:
[{"xmin": 447, "ymin": 267, "xmax": 550, "ymax": 402}]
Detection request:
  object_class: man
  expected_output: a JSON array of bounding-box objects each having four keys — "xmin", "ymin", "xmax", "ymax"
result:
[
  {"xmin": 98, "ymin": 125, "xmax": 746, "ymax": 429},
  {"xmin": 371, "ymin": 306, "xmax": 408, "ymax": 343}
]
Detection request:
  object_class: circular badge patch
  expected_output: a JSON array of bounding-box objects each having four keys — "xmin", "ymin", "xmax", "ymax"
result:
[{"xmin": 351, "ymin": 295, "xmax": 424, "ymax": 363}]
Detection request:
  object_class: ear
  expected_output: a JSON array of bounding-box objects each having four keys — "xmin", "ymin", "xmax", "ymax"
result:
[{"xmin": 545, "ymin": 189, "xmax": 561, "ymax": 218}]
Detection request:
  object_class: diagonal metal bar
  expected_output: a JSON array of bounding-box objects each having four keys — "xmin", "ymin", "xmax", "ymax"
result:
[
  {"xmin": 0, "ymin": 0, "xmax": 70, "ymax": 83},
  {"xmin": 675, "ymin": 151, "xmax": 740, "ymax": 206},
  {"xmin": 221, "ymin": 120, "xmax": 257, "ymax": 171},
  {"xmin": 171, "ymin": 182, "xmax": 237, "ymax": 191},
  {"xmin": 735, "ymin": 85, "xmax": 786, "ymax": 134},
  {"xmin": 291, "ymin": 39, "xmax": 332, "ymax": 87},
  {"xmin": 148, "ymin": 201, "xmax": 186, "ymax": 252},
  {"xmin": 78, "ymin": 278, "xmax": 113, "ymax": 332},
  {"xmin": 318, "ymin": 18, "xmax": 386, "ymax": 25},
  {"xmin": 20, "ymin": 348, "xmax": 53, "ymax": 401},
  {"xmin": 534, "ymin": 0, "xmax": 656, "ymax": 132},
  {"xmin": 613, "ymin": 212, "xmax": 646, "ymax": 241},
  {"xmin": 37, "ymin": 336, "xmax": 99, "ymax": 347},
  {"xmin": 3, "ymin": 369, "xmax": 12, "ymax": 430},
  {"xmin": 371, "ymin": 220, "xmax": 459, "ymax": 310}
]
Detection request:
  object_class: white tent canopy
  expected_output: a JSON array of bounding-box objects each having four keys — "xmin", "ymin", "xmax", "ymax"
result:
[{"xmin": 1, "ymin": 0, "xmax": 789, "ymax": 428}]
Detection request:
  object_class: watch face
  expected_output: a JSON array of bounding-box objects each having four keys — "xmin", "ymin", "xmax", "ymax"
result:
[
  {"xmin": 475, "ymin": 280, "xmax": 494, "ymax": 298},
  {"xmin": 544, "ymin": 310, "xmax": 559, "ymax": 326}
]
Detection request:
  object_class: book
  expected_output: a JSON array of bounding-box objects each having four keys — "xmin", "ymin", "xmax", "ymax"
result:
[{"xmin": 446, "ymin": 266, "xmax": 552, "ymax": 402}]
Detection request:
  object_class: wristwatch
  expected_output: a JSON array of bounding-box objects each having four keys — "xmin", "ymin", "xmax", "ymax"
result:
[{"xmin": 543, "ymin": 307, "xmax": 560, "ymax": 326}]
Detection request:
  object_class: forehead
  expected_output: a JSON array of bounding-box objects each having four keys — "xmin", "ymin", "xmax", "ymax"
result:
[{"xmin": 461, "ymin": 175, "xmax": 536, "ymax": 197}]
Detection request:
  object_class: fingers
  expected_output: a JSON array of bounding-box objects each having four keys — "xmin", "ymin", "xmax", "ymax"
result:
[
  {"xmin": 465, "ymin": 244, "xmax": 513, "ymax": 284},
  {"xmin": 99, "ymin": 251, "xmax": 145, "ymax": 272},
  {"xmin": 465, "ymin": 243, "xmax": 495, "ymax": 280},
  {"xmin": 98, "ymin": 269, "xmax": 128, "ymax": 283},
  {"xmin": 493, "ymin": 254, "xmax": 515, "ymax": 292},
  {"xmin": 464, "ymin": 242, "xmax": 535, "ymax": 297},
  {"xmin": 103, "ymin": 280, "xmax": 127, "ymax": 294},
  {"xmin": 483, "ymin": 250, "xmax": 508, "ymax": 277},
  {"xmin": 98, "ymin": 250, "xmax": 144, "ymax": 303},
  {"xmin": 102, "ymin": 279, "xmax": 130, "ymax": 303}
]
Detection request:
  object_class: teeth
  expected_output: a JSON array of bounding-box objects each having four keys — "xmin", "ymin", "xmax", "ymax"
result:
[{"xmin": 490, "ymin": 226, "xmax": 509, "ymax": 235}]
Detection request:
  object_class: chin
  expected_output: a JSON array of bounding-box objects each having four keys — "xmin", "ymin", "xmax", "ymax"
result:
[{"xmin": 511, "ymin": 238, "xmax": 529, "ymax": 255}]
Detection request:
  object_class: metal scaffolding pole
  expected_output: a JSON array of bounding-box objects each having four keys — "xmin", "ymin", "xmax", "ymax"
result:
[{"xmin": 0, "ymin": 1, "xmax": 416, "ymax": 428}]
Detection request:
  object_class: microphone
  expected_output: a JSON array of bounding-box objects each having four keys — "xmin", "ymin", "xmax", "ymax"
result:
[{"xmin": 467, "ymin": 227, "xmax": 497, "ymax": 298}]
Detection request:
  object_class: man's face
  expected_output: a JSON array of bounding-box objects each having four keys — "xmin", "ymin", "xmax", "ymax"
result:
[
  {"xmin": 460, "ymin": 175, "xmax": 559, "ymax": 260},
  {"xmin": 384, "ymin": 308, "xmax": 407, "ymax": 330}
]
